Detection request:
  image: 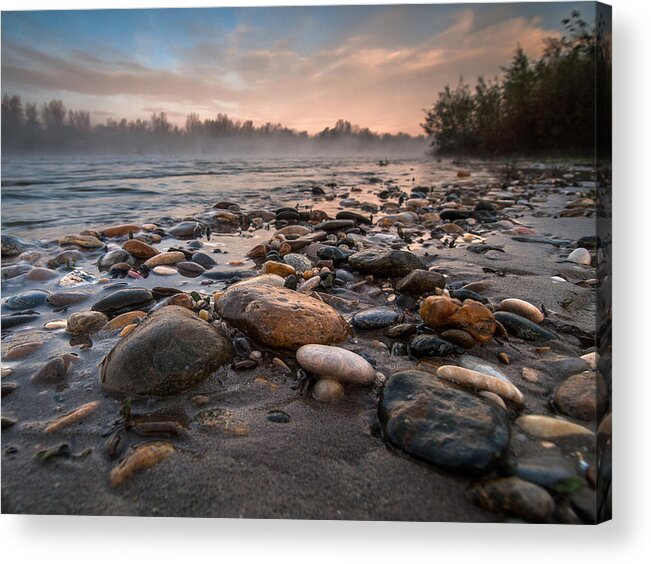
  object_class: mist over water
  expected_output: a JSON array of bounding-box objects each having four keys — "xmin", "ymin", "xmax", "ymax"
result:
[{"xmin": 1, "ymin": 154, "xmax": 452, "ymax": 241}]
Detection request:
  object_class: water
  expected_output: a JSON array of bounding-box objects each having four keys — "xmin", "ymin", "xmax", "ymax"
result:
[{"xmin": 1, "ymin": 155, "xmax": 496, "ymax": 241}]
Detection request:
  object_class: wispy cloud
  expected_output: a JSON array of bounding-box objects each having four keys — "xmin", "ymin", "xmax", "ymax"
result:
[{"xmin": 1, "ymin": 6, "xmax": 566, "ymax": 134}]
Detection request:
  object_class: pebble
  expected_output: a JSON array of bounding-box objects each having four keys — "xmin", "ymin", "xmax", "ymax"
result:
[
  {"xmin": 92, "ymin": 288, "xmax": 155, "ymax": 317},
  {"xmin": 313, "ymin": 378, "xmax": 345, "ymax": 402},
  {"xmin": 266, "ymin": 410, "xmax": 291, "ymax": 423},
  {"xmin": 282, "ymin": 253, "xmax": 312, "ymax": 274},
  {"xmin": 58, "ymin": 234, "xmax": 105, "ymax": 249},
  {"xmin": 439, "ymin": 329, "xmax": 476, "ymax": 349},
  {"xmin": 567, "ymin": 247, "xmax": 592, "ymax": 265},
  {"xmin": 45, "ymin": 400, "xmax": 100, "ymax": 432},
  {"xmin": 1, "ymin": 234, "xmax": 29, "ymax": 256},
  {"xmin": 97, "ymin": 250, "xmax": 135, "ymax": 271},
  {"xmin": 57, "ymin": 269, "xmax": 98, "ymax": 288},
  {"xmin": 385, "ymin": 323, "xmax": 418, "ymax": 338},
  {"xmin": 31, "ymin": 354, "xmax": 77, "ymax": 383},
  {"xmin": 110, "ymin": 442, "xmax": 175, "ymax": 487},
  {"xmin": 67, "ymin": 311, "xmax": 108, "ymax": 334},
  {"xmin": 191, "ymin": 252, "xmax": 217, "ymax": 269},
  {"xmin": 144, "ymin": 251, "xmax": 186, "ymax": 268},
  {"xmin": 227, "ymin": 274, "xmax": 286, "ymax": 290},
  {"xmin": 420, "ymin": 296, "xmax": 496, "ymax": 343},
  {"xmin": 459, "ymin": 355, "xmax": 511, "ymax": 382},
  {"xmin": 479, "ymin": 391, "xmax": 506, "ymax": 410},
  {"xmin": 217, "ymin": 285, "xmax": 350, "ymax": 350},
  {"xmin": 516, "ymin": 415, "xmax": 594, "ymax": 438},
  {"xmin": 100, "ymin": 306, "xmax": 233, "ymax": 396},
  {"xmin": 25, "ymin": 268, "xmax": 58, "ymax": 281},
  {"xmin": 101, "ymin": 224, "xmax": 140, "ymax": 237},
  {"xmin": 2, "ymin": 313, "xmax": 41, "ymax": 329},
  {"xmin": 493, "ymin": 312, "xmax": 558, "ymax": 341},
  {"xmin": 409, "ymin": 334, "xmax": 456, "ymax": 357},
  {"xmin": 4, "ymin": 290, "xmax": 49, "ymax": 311},
  {"xmin": 44, "ymin": 320, "xmax": 68, "ymax": 330},
  {"xmin": 152, "ymin": 266, "xmax": 177, "ymax": 276},
  {"xmin": 395, "ymin": 269, "xmax": 446, "ymax": 295},
  {"xmin": 352, "ymin": 307, "xmax": 400, "ymax": 330},
  {"xmin": 122, "ymin": 239, "xmax": 160, "ymax": 259},
  {"xmin": 436, "ymin": 365, "xmax": 524, "ymax": 405},
  {"xmin": 379, "ymin": 370, "xmax": 510, "ymax": 475},
  {"xmin": 261, "ymin": 260, "xmax": 296, "ymax": 277},
  {"xmin": 3, "ymin": 341, "xmax": 44, "ymax": 360},
  {"xmin": 104, "ymin": 311, "xmax": 147, "ymax": 331},
  {"xmin": 176, "ymin": 261, "xmax": 206, "ymax": 277},
  {"xmin": 296, "ymin": 344, "xmax": 376, "ymax": 385},
  {"xmin": 554, "ymin": 371, "xmax": 607, "ymax": 420},
  {"xmin": 515, "ymin": 455, "xmax": 578, "ymax": 488},
  {"xmin": 470, "ymin": 477, "xmax": 555, "ymax": 522},
  {"xmin": 170, "ymin": 221, "xmax": 203, "ymax": 239},
  {"xmin": 348, "ymin": 249, "xmax": 426, "ymax": 277},
  {"xmin": 498, "ymin": 298, "xmax": 544, "ymax": 323},
  {"xmin": 1, "ymin": 264, "xmax": 32, "ymax": 279},
  {"xmin": 46, "ymin": 291, "xmax": 92, "ymax": 308}
]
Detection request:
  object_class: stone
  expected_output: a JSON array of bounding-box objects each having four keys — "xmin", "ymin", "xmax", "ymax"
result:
[
  {"xmin": 459, "ymin": 355, "xmax": 511, "ymax": 382},
  {"xmin": 409, "ymin": 334, "xmax": 457, "ymax": 357},
  {"xmin": 216, "ymin": 285, "xmax": 350, "ymax": 350},
  {"xmin": 515, "ymin": 455, "xmax": 578, "ymax": 488},
  {"xmin": 191, "ymin": 252, "xmax": 217, "ymax": 269},
  {"xmin": 276, "ymin": 225, "xmax": 312, "ymax": 237},
  {"xmin": 348, "ymin": 249, "xmax": 426, "ymax": 277},
  {"xmin": 104, "ymin": 311, "xmax": 148, "ymax": 331},
  {"xmin": 2, "ymin": 264, "xmax": 32, "ymax": 279},
  {"xmin": 420, "ymin": 296, "xmax": 496, "ymax": 343},
  {"xmin": 316, "ymin": 246, "xmax": 349, "ymax": 265},
  {"xmin": 100, "ymin": 306, "xmax": 233, "ymax": 396},
  {"xmin": 3, "ymin": 341, "xmax": 43, "ymax": 360},
  {"xmin": 2, "ymin": 313, "xmax": 41, "ymax": 329},
  {"xmin": 315, "ymin": 219, "xmax": 354, "ymax": 232},
  {"xmin": 440, "ymin": 329, "xmax": 476, "ymax": 349},
  {"xmin": 97, "ymin": 250, "xmax": 135, "ymax": 271},
  {"xmin": 296, "ymin": 344, "xmax": 375, "ymax": 385},
  {"xmin": 176, "ymin": 261, "xmax": 206, "ymax": 276},
  {"xmin": 57, "ymin": 269, "xmax": 98, "ymax": 288},
  {"xmin": 543, "ymin": 357, "xmax": 591, "ymax": 377},
  {"xmin": 32, "ymin": 354, "xmax": 77, "ymax": 383},
  {"xmin": 395, "ymin": 269, "xmax": 446, "ymax": 295},
  {"xmin": 101, "ymin": 224, "xmax": 140, "ymax": 238},
  {"xmin": 1, "ymin": 234, "xmax": 28, "ymax": 256},
  {"xmin": 25, "ymin": 268, "xmax": 58, "ymax": 281},
  {"xmin": 152, "ymin": 266, "xmax": 177, "ymax": 276},
  {"xmin": 143, "ymin": 251, "xmax": 186, "ymax": 268},
  {"xmin": 555, "ymin": 371, "xmax": 607, "ymax": 420},
  {"xmin": 312, "ymin": 378, "xmax": 345, "ymax": 402},
  {"xmin": 352, "ymin": 307, "xmax": 400, "ymax": 330},
  {"xmin": 493, "ymin": 312, "xmax": 558, "ymax": 342},
  {"xmin": 123, "ymin": 239, "xmax": 160, "ymax": 259},
  {"xmin": 67, "ymin": 311, "xmax": 108, "ymax": 334},
  {"xmin": 385, "ymin": 323, "xmax": 418, "ymax": 338},
  {"xmin": 170, "ymin": 221, "xmax": 203, "ymax": 239},
  {"xmin": 225, "ymin": 274, "xmax": 286, "ymax": 290},
  {"xmin": 46, "ymin": 291, "xmax": 92, "ymax": 307},
  {"xmin": 261, "ymin": 261, "xmax": 296, "ymax": 278},
  {"xmin": 567, "ymin": 247, "xmax": 592, "ymax": 265},
  {"xmin": 379, "ymin": 370, "xmax": 510, "ymax": 475},
  {"xmin": 4, "ymin": 290, "xmax": 49, "ymax": 311},
  {"xmin": 282, "ymin": 253, "xmax": 313, "ymax": 274},
  {"xmin": 437, "ymin": 365, "xmax": 524, "ymax": 405},
  {"xmin": 470, "ymin": 477, "xmax": 555, "ymax": 522},
  {"xmin": 498, "ymin": 298, "xmax": 544, "ymax": 323},
  {"xmin": 91, "ymin": 288, "xmax": 155, "ymax": 317},
  {"xmin": 58, "ymin": 234, "xmax": 105, "ymax": 249},
  {"xmin": 516, "ymin": 415, "xmax": 594, "ymax": 438}
]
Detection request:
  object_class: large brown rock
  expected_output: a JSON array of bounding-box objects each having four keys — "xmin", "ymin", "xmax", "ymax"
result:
[
  {"xmin": 216, "ymin": 285, "xmax": 350, "ymax": 350},
  {"xmin": 100, "ymin": 306, "xmax": 233, "ymax": 396},
  {"xmin": 420, "ymin": 296, "xmax": 496, "ymax": 343}
]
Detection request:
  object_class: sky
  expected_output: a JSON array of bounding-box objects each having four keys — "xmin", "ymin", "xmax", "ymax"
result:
[{"xmin": 1, "ymin": 2, "xmax": 593, "ymax": 135}]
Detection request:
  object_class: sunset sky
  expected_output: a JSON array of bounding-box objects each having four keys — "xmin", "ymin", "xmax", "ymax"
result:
[{"xmin": 1, "ymin": 2, "xmax": 592, "ymax": 135}]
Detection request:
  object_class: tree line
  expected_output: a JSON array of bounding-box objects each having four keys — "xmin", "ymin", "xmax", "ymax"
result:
[
  {"xmin": 422, "ymin": 11, "xmax": 609, "ymax": 157},
  {"xmin": 1, "ymin": 96, "xmax": 425, "ymax": 155}
]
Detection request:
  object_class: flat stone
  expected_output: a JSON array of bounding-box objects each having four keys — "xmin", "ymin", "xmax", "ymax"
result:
[
  {"xmin": 493, "ymin": 312, "xmax": 558, "ymax": 341},
  {"xmin": 516, "ymin": 415, "xmax": 594, "ymax": 438},
  {"xmin": 348, "ymin": 249, "xmax": 426, "ymax": 277},
  {"xmin": 555, "ymin": 371, "xmax": 607, "ymax": 420},
  {"xmin": 46, "ymin": 291, "xmax": 92, "ymax": 307},
  {"xmin": 498, "ymin": 298, "xmax": 544, "ymax": 323},
  {"xmin": 91, "ymin": 288, "xmax": 155, "ymax": 317},
  {"xmin": 396, "ymin": 269, "xmax": 446, "ymax": 295},
  {"xmin": 58, "ymin": 234, "xmax": 104, "ymax": 249},
  {"xmin": 409, "ymin": 334, "xmax": 457, "ymax": 357},
  {"xmin": 101, "ymin": 224, "xmax": 140, "ymax": 237},
  {"xmin": 352, "ymin": 307, "xmax": 400, "ymax": 330},
  {"xmin": 67, "ymin": 311, "xmax": 108, "ymax": 334},
  {"xmin": 122, "ymin": 239, "xmax": 160, "ymax": 259},
  {"xmin": 567, "ymin": 247, "xmax": 592, "ymax": 265},
  {"xmin": 261, "ymin": 261, "xmax": 296, "ymax": 278},
  {"xmin": 296, "ymin": 344, "xmax": 375, "ymax": 385},
  {"xmin": 57, "ymin": 269, "xmax": 98, "ymax": 288},
  {"xmin": 217, "ymin": 284, "xmax": 350, "ymax": 350},
  {"xmin": 144, "ymin": 251, "xmax": 186, "ymax": 268},
  {"xmin": 4, "ymin": 290, "xmax": 49, "ymax": 311},
  {"xmin": 515, "ymin": 455, "xmax": 578, "ymax": 488},
  {"xmin": 97, "ymin": 250, "xmax": 135, "ymax": 271},
  {"xmin": 470, "ymin": 477, "xmax": 555, "ymax": 522},
  {"xmin": 379, "ymin": 369, "xmax": 510, "ymax": 476},
  {"xmin": 437, "ymin": 365, "xmax": 524, "ymax": 405},
  {"xmin": 100, "ymin": 306, "xmax": 232, "ymax": 396}
]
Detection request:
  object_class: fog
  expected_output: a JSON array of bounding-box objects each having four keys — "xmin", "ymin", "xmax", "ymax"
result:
[{"xmin": 1, "ymin": 95, "xmax": 429, "ymax": 158}]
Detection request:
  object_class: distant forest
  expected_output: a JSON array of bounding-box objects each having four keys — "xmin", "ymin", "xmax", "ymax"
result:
[
  {"xmin": 421, "ymin": 11, "xmax": 611, "ymax": 157},
  {"xmin": 1, "ymin": 97, "xmax": 426, "ymax": 156}
]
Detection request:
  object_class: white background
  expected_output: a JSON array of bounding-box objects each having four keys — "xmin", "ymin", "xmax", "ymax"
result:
[{"xmin": 1, "ymin": 0, "xmax": 649, "ymax": 562}]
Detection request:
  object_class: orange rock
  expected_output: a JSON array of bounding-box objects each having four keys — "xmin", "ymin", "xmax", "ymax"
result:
[
  {"xmin": 420, "ymin": 296, "xmax": 495, "ymax": 343},
  {"xmin": 123, "ymin": 239, "xmax": 159, "ymax": 259},
  {"xmin": 101, "ymin": 224, "xmax": 140, "ymax": 238}
]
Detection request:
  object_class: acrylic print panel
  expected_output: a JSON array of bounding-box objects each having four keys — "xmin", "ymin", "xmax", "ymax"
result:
[{"xmin": 0, "ymin": 1, "xmax": 611, "ymax": 524}]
